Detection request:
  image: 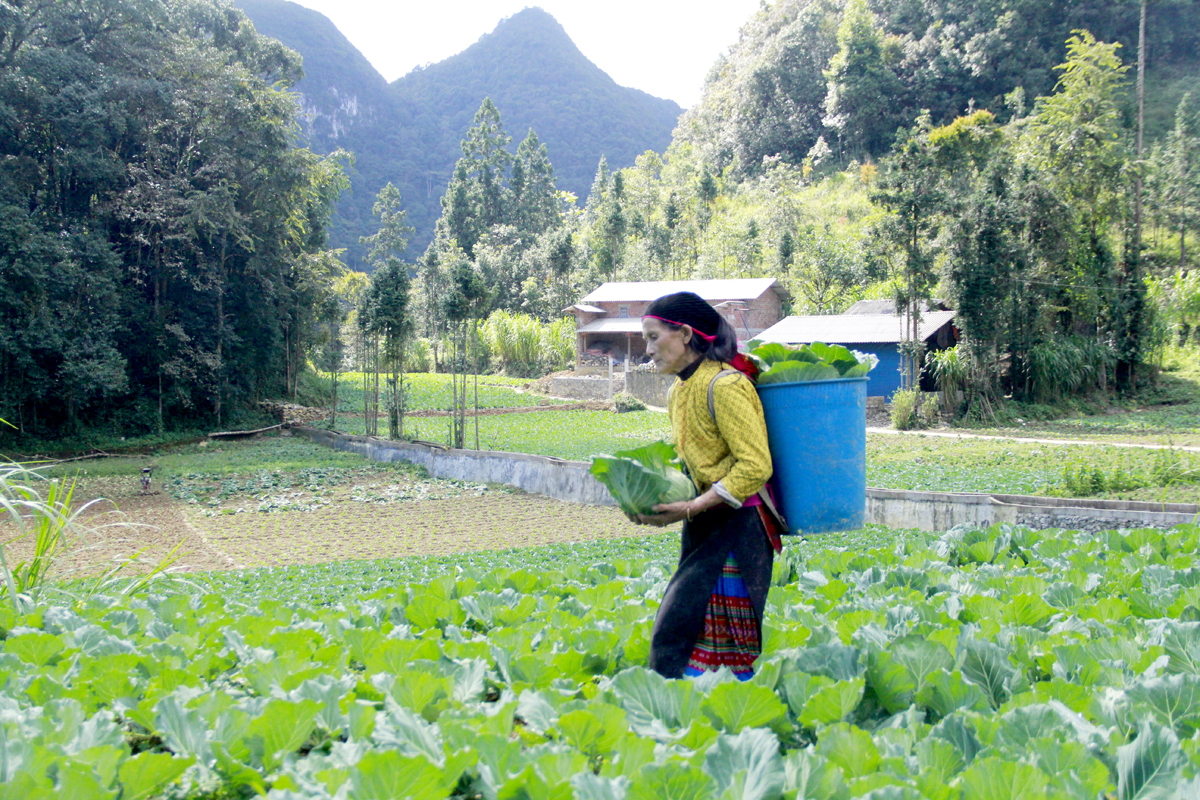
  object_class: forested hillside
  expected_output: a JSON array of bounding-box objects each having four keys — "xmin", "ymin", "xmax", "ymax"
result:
[
  {"xmin": 234, "ymin": 2, "xmax": 683, "ymax": 265},
  {"xmin": 397, "ymin": 0, "xmax": 1200, "ymax": 419},
  {"xmin": 679, "ymin": 0, "xmax": 1200, "ymax": 178},
  {"xmin": 0, "ymin": 0, "xmax": 347, "ymax": 438}
]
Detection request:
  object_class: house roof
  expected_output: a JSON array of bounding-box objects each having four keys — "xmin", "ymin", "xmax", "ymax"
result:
[
  {"xmin": 844, "ymin": 299, "xmax": 949, "ymax": 315},
  {"xmin": 562, "ymin": 304, "xmax": 605, "ymax": 314},
  {"xmin": 756, "ymin": 311, "xmax": 957, "ymax": 345},
  {"xmin": 581, "ymin": 278, "xmax": 788, "ymax": 304},
  {"xmin": 577, "ymin": 318, "xmax": 645, "ymax": 335}
]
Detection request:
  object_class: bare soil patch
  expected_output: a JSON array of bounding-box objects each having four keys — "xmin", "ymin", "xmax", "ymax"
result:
[
  {"xmin": 193, "ymin": 494, "xmax": 649, "ymax": 569},
  {"xmin": 15, "ymin": 473, "xmax": 651, "ymax": 577},
  {"xmin": 3, "ymin": 481, "xmax": 236, "ymax": 581}
]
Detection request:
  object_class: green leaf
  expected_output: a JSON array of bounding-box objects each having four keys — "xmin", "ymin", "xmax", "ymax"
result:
[
  {"xmin": 348, "ymin": 749, "xmax": 453, "ymax": 800},
  {"xmin": 749, "ymin": 342, "xmax": 803, "ymax": 368},
  {"xmin": 702, "ymin": 728, "xmax": 784, "ymax": 800},
  {"xmin": 799, "ymin": 678, "xmax": 864, "ymax": 727},
  {"xmin": 991, "ymin": 705, "xmax": 1064, "ymax": 752},
  {"xmin": 571, "ymin": 773, "xmax": 632, "ymax": 800},
  {"xmin": 374, "ymin": 699, "xmax": 445, "ymax": 763},
  {"xmin": 916, "ymin": 737, "xmax": 964, "ymax": 783},
  {"xmin": 1162, "ymin": 623, "xmax": 1200, "ymax": 676},
  {"xmin": 757, "ymin": 360, "xmax": 842, "ymax": 385},
  {"xmin": 958, "ymin": 638, "xmax": 1019, "ymax": 709},
  {"xmin": 246, "ymin": 698, "xmax": 322, "ymax": 771},
  {"xmin": 609, "ymin": 668, "xmax": 701, "ymax": 737},
  {"xmin": 781, "ymin": 749, "xmax": 850, "ymax": 800},
  {"xmin": 4, "ymin": 632, "xmax": 63, "ymax": 667},
  {"xmin": 866, "ymin": 651, "xmax": 915, "ymax": 715},
  {"xmin": 1117, "ymin": 721, "xmax": 1186, "ymax": 800},
  {"xmin": 117, "ymin": 753, "xmax": 195, "ymax": 800},
  {"xmin": 791, "ymin": 643, "xmax": 864, "ymax": 682},
  {"xmin": 557, "ymin": 705, "xmax": 627, "ymax": 757},
  {"xmin": 816, "ymin": 723, "xmax": 880, "ymax": 780},
  {"xmin": 702, "ymin": 681, "xmax": 788, "ymax": 733},
  {"xmin": 915, "ymin": 669, "xmax": 989, "ymax": 717},
  {"xmin": 628, "ymin": 761, "xmax": 716, "ymax": 800},
  {"xmin": 958, "ymin": 756, "xmax": 1050, "ymax": 800},
  {"xmin": 590, "ymin": 441, "xmax": 694, "ymax": 516},
  {"xmin": 154, "ymin": 696, "xmax": 212, "ymax": 762},
  {"xmin": 1127, "ymin": 674, "xmax": 1200, "ymax": 736},
  {"xmin": 781, "ymin": 672, "xmax": 834, "ymax": 719},
  {"xmin": 1002, "ymin": 594, "xmax": 1056, "ymax": 629}
]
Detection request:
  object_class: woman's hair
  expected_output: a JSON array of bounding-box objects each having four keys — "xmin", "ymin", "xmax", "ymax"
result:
[{"xmin": 644, "ymin": 292, "xmax": 739, "ymax": 364}]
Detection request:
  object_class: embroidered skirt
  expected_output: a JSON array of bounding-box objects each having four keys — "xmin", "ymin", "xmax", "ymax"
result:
[
  {"xmin": 684, "ymin": 553, "xmax": 759, "ymax": 680},
  {"xmin": 647, "ymin": 504, "xmax": 776, "ymax": 679}
]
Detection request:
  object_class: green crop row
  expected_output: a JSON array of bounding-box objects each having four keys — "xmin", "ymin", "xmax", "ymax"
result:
[{"xmin": 5, "ymin": 522, "xmax": 1200, "ymax": 798}]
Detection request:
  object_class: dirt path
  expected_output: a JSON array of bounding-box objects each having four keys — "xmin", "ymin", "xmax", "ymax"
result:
[{"xmin": 866, "ymin": 426, "xmax": 1200, "ymax": 452}]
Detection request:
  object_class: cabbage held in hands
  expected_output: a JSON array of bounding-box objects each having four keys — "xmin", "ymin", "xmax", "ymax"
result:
[{"xmin": 590, "ymin": 440, "xmax": 697, "ymax": 516}]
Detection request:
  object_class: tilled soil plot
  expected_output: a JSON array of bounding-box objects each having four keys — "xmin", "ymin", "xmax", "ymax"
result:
[
  {"xmin": 13, "ymin": 472, "xmax": 652, "ymax": 576},
  {"xmin": 3, "ymin": 480, "xmax": 237, "ymax": 581},
  {"xmin": 193, "ymin": 494, "xmax": 649, "ymax": 569}
]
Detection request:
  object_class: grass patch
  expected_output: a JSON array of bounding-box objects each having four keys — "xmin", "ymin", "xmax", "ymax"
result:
[
  {"xmin": 951, "ymin": 345, "xmax": 1200, "ymax": 446},
  {"xmin": 42, "ymin": 435, "xmax": 378, "ymax": 481},
  {"xmin": 315, "ymin": 371, "xmax": 569, "ymax": 413},
  {"xmin": 335, "ymin": 408, "xmax": 672, "ymax": 461},
  {"xmin": 867, "ymin": 432, "xmax": 1200, "ymax": 502}
]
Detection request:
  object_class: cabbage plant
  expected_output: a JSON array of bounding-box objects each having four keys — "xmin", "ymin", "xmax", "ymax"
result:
[
  {"xmin": 590, "ymin": 440, "xmax": 696, "ymax": 515},
  {"xmin": 748, "ymin": 341, "xmax": 877, "ymax": 385}
]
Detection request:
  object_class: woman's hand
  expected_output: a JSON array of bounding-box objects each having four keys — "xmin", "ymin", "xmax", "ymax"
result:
[{"xmin": 635, "ymin": 501, "xmax": 692, "ymax": 527}]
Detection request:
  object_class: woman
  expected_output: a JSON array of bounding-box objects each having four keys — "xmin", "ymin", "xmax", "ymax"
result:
[{"xmin": 634, "ymin": 291, "xmax": 782, "ymax": 680}]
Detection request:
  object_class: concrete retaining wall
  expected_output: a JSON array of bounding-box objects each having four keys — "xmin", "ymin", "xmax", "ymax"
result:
[
  {"xmin": 547, "ymin": 375, "xmax": 623, "ymax": 401},
  {"xmin": 627, "ymin": 371, "xmax": 675, "ymax": 408},
  {"xmin": 292, "ymin": 427, "xmax": 1198, "ymax": 532},
  {"xmin": 294, "ymin": 427, "xmax": 614, "ymax": 506}
]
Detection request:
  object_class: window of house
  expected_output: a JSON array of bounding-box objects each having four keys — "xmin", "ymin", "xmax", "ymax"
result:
[{"xmin": 619, "ymin": 306, "xmax": 629, "ymax": 318}]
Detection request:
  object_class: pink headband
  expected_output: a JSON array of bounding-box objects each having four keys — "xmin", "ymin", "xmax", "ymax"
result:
[{"xmin": 642, "ymin": 314, "xmax": 717, "ymax": 342}]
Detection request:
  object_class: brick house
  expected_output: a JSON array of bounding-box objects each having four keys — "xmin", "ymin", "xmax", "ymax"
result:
[{"xmin": 564, "ymin": 279, "xmax": 791, "ymax": 366}]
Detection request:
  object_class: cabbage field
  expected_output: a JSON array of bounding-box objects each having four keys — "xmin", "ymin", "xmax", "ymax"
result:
[{"xmin": 6, "ymin": 521, "xmax": 1200, "ymax": 799}]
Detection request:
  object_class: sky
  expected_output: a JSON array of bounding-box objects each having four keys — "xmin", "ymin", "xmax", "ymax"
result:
[{"xmin": 287, "ymin": 0, "xmax": 764, "ymax": 108}]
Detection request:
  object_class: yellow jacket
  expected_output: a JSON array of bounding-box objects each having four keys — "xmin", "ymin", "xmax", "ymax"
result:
[{"xmin": 668, "ymin": 359, "xmax": 773, "ymax": 506}]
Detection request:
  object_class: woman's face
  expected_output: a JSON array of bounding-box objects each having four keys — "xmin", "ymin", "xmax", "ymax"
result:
[{"xmin": 642, "ymin": 318, "xmax": 699, "ymax": 374}]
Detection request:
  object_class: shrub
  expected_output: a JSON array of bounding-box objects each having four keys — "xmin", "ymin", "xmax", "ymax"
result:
[
  {"xmin": 613, "ymin": 392, "xmax": 646, "ymax": 413},
  {"xmin": 919, "ymin": 392, "xmax": 941, "ymax": 427},
  {"xmin": 890, "ymin": 389, "xmax": 918, "ymax": 430},
  {"xmin": 406, "ymin": 339, "xmax": 432, "ymax": 373}
]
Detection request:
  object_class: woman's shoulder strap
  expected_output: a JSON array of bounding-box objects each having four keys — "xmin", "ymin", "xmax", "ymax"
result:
[{"xmin": 707, "ymin": 368, "xmax": 746, "ymax": 421}]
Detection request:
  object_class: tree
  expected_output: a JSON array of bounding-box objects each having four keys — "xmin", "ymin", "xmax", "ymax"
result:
[
  {"xmin": 823, "ymin": 0, "xmax": 905, "ymax": 157},
  {"xmin": 871, "ymin": 114, "xmax": 945, "ymax": 389},
  {"xmin": 1029, "ymin": 31, "xmax": 1129, "ymax": 233},
  {"xmin": 510, "ymin": 130, "xmax": 560, "ymax": 239},
  {"xmin": 1164, "ymin": 92, "xmax": 1200, "ymax": 269},
  {"xmin": 791, "ymin": 225, "xmax": 866, "ymax": 314},
  {"xmin": 0, "ymin": 0, "xmax": 347, "ymax": 437},
  {"xmin": 360, "ymin": 183, "xmax": 415, "ymax": 440},
  {"xmin": 442, "ymin": 98, "xmax": 513, "ymax": 259}
]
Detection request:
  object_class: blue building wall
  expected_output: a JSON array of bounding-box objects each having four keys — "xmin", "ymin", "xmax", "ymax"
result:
[{"xmin": 830, "ymin": 342, "xmax": 902, "ymax": 397}]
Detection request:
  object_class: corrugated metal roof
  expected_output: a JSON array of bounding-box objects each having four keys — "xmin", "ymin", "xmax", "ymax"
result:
[
  {"xmin": 756, "ymin": 311, "xmax": 957, "ymax": 344},
  {"xmin": 582, "ymin": 278, "xmax": 786, "ymax": 303},
  {"xmin": 577, "ymin": 318, "xmax": 645, "ymax": 334},
  {"xmin": 562, "ymin": 304, "xmax": 605, "ymax": 314},
  {"xmin": 844, "ymin": 299, "xmax": 949, "ymax": 315}
]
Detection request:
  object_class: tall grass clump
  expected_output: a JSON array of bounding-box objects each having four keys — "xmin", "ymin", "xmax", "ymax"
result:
[
  {"xmin": 1024, "ymin": 336, "xmax": 1114, "ymax": 402},
  {"xmin": 0, "ymin": 465, "xmax": 95, "ymax": 611},
  {"xmin": 483, "ymin": 311, "xmax": 575, "ymax": 377},
  {"xmin": 0, "ymin": 464, "xmax": 185, "ymax": 611},
  {"xmin": 928, "ymin": 345, "xmax": 966, "ymax": 415},
  {"xmin": 890, "ymin": 389, "xmax": 918, "ymax": 430}
]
